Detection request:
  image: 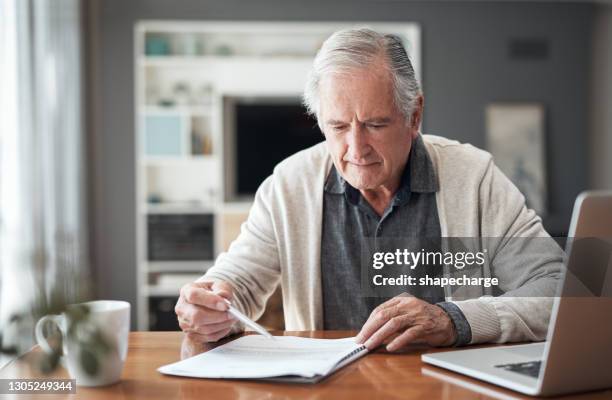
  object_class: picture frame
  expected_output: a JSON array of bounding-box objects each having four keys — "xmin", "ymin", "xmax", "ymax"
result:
[{"xmin": 485, "ymin": 103, "xmax": 547, "ymax": 215}]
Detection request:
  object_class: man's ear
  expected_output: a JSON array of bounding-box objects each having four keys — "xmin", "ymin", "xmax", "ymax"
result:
[{"xmin": 410, "ymin": 95, "xmax": 424, "ymax": 136}]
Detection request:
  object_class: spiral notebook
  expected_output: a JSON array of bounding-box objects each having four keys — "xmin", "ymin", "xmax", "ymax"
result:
[{"xmin": 158, "ymin": 335, "xmax": 368, "ymax": 383}]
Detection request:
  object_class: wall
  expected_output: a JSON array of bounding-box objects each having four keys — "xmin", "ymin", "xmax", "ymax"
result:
[
  {"xmin": 89, "ymin": 0, "xmax": 595, "ymax": 328},
  {"xmin": 591, "ymin": 4, "xmax": 612, "ymax": 190}
]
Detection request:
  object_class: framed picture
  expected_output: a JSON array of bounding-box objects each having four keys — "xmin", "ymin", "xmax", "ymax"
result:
[{"xmin": 485, "ymin": 103, "xmax": 547, "ymax": 215}]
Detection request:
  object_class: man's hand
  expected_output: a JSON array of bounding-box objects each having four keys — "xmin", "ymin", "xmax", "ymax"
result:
[
  {"xmin": 356, "ymin": 295, "xmax": 456, "ymax": 352},
  {"xmin": 175, "ymin": 280, "xmax": 237, "ymax": 342}
]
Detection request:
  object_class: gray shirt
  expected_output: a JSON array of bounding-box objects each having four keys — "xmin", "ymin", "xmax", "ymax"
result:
[{"xmin": 321, "ymin": 135, "xmax": 471, "ymax": 345}]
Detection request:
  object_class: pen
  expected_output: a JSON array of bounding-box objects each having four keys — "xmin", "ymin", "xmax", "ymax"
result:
[{"xmin": 224, "ymin": 299, "xmax": 274, "ymax": 340}]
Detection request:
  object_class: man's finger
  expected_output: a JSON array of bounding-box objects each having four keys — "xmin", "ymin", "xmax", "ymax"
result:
[
  {"xmin": 182, "ymin": 303, "xmax": 233, "ymax": 326},
  {"xmin": 369, "ymin": 293, "xmax": 412, "ymax": 316},
  {"xmin": 185, "ymin": 332, "xmax": 208, "ymax": 342},
  {"xmin": 182, "ymin": 284, "xmax": 228, "ymax": 311},
  {"xmin": 385, "ymin": 325, "xmax": 425, "ymax": 352},
  {"xmin": 356, "ymin": 304, "xmax": 404, "ymax": 345},
  {"xmin": 356, "ymin": 304, "xmax": 392, "ymax": 343},
  {"xmin": 204, "ymin": 327, "xmax": 233, "ymax": 343},
  {"xmin": 363, "ymin": 314, "xmax": 412, "ymax": 350},
  {"xmin": 178, "ymin": 317, "xmax": 191, "ymax": 332},
  {"xmin": 369, "ymin": 297, "xmax": 402, "ymax": 317},
  {"xmin": 211, "ymin": 281, "xmax": 234, "ymax": 302},
  {"xmin": 193, "ymin": 318, "xmax": 236, "ymax": 336},
  {"xmin": 187, "ymin": 326, "xmax": 232, "ymax": 343},
  {"xmin": 193, "ymin": 281, "xmax": 214, "ymax": 290}
]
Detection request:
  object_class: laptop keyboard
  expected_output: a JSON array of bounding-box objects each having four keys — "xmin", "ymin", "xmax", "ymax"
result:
[{"xmin": 495, "ymin": 361, "xmax": 542, "ymax": 378}]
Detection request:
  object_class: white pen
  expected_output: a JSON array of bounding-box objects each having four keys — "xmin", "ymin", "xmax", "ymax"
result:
[{"xmin": 224, "ymin": 299, "xmax": 274, "ymax": 340}]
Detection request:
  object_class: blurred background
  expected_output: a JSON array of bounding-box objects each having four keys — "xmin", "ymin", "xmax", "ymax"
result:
[{"xmin": 0, "ymin": 0, "xmax": 611, "ymax": 356}]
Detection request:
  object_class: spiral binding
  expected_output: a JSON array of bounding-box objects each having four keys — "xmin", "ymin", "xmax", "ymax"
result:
[{"xmin": 337, "ymin": 345, "xmax": 367, "ymax": 364}]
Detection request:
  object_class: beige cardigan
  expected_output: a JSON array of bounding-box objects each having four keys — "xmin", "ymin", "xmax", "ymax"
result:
[{"xmin": 204, "ymin": 134, "xmax": 563, "ymax": 344}]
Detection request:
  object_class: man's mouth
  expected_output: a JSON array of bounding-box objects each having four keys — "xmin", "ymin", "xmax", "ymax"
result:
[{"xmin": 347, "ymin": 161, "xmax": 380, "ymax": 167}]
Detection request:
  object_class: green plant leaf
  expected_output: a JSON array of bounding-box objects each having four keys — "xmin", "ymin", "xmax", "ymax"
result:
[
  {"xmin": 0, "ymin": 333, "xmax": 17, "ymax": 355},
  {"xmin": 0, "ymin": 345, "xmax": 18, "ymax": 355}
]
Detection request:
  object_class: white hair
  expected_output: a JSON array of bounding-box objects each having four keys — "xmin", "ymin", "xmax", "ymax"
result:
[{"xmin": 303, "ymin": 27, "xmax": 421, "ymax": 126}]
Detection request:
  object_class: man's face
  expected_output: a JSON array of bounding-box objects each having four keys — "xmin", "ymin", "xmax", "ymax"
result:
[{"xmin": 319, "ymin": 63, "xmax": 422, "ymax": 191}]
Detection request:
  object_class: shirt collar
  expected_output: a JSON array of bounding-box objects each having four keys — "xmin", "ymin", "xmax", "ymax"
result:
[
  {"xmin": 324, "ymin": 134, "xmax": 439, "ymax": 201},
  {"xmin": 409, "ymin": 134, "xmax": 439, "ymax": 193}
]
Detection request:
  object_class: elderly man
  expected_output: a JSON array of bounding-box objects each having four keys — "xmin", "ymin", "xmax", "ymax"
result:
[{"xmin": 175, "ymin": 28, "xmax": 562, "ymax": 351}]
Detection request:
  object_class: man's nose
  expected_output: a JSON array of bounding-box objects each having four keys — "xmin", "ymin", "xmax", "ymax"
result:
[{"xmin": 346, "ymin": 124, "xmax": 371, "ymax": 161}]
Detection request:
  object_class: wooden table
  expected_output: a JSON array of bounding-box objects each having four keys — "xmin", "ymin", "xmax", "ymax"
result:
[{"xmin": 2, "ymin": 331, "xmax": 611, "ymax": 399}]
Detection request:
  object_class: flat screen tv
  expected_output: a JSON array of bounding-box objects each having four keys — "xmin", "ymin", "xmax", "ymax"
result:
[{"xmin": 228, "ymin": 97, "xmax": 324, "ymax": 197}]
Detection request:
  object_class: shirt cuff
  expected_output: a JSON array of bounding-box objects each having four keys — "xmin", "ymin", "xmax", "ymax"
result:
[{"xmin": 436, "ymin": 302, "xmax": 472, "ymax": 346}]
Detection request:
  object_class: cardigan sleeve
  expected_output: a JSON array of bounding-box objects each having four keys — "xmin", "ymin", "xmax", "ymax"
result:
[
  {"xmin": 452, "ymin": 159, "xmax": 565, "ymax": 344},
  {"xmin": 201, "ymin": 175, "xmax": 281, "ymax": 322}
]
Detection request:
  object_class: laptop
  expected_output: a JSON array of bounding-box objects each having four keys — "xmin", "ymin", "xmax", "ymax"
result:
[{"xmin": 422, "ymin": 191, "xmax": 612, "ymax": 396}]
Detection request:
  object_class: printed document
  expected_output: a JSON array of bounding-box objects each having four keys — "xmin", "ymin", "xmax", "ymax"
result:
[{"xmin": 158, "ymin": 335, "xmax": 368, "ymax": 383}]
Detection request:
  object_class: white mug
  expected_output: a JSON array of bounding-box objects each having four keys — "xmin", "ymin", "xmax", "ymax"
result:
[{"xmin": 35, "ymin": 300, "xmax": 130, "ymax": 387}]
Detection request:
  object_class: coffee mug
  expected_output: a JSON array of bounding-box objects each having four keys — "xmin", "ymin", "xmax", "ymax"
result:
[{"xmin": 35, "ymin": 300, "xmax": 130, "ymax": 387}]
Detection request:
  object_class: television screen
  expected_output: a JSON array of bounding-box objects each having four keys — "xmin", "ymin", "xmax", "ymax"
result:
[{"xmin": 234, "ymin": 99, "xmax": 324, "ymax": 196}]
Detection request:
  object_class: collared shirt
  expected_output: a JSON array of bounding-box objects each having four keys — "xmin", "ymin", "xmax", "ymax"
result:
[{"xmin": 321, "ymin": 135, "xmax": 471, "ymax": 345}]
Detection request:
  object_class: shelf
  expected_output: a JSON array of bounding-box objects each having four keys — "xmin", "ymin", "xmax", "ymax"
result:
[
  {"xmin": 139, "ymin": 54, "xmax": 313, "ymax": 67},
  {"xmin": 140, "ymin": 55, "xmax": 215, "ymax": 67},
  {"xmin": 145, "ymin": 260, "xmax": 215, "ymax": 273},
  {"xmin": 145, "ymin": 285, "xmax": 183, "ymax": 297},
  {"xmin": 140, "ymin": 105, "xmax": 212, "ymax": 116},
  {"xmin": 218, "ymin": 201, "xmax": 253, "ymax": 213},
  {"xmin": 144, "ymin": 202, "xmax": 251, "ymax": 215},
  {"xmin": 145, "ymin": 268, "xmax": 210, "ymax": 297},
  {"xmin": 141, "ymin": 155, "xmax": 216, "ymax": 165},
  {"xmin": 144, "ymin": 203, "xmax": 216, "ymax": 214}
]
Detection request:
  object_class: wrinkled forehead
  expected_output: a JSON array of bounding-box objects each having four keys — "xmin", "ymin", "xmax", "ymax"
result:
[{"xmin": 318, "ymin": 67, "xmax": 399, "ymax": 120}]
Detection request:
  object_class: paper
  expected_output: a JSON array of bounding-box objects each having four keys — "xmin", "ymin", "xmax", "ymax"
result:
[{"xmin": 158, "ymin": 335, "xmax": 367, "ymax": 380}]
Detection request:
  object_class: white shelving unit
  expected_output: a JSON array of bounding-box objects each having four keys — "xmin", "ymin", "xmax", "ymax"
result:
[{"xmin": 134, "ymin": 21, "xmax": 421, "ymax": 330}]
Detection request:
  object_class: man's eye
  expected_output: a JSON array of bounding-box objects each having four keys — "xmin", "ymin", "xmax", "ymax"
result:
[
  {"xmin": 331, "ymin": 125, "xmax": 346, "ymax": 132},
  {"xmin": 368, "ymin": 124, "xmax": 386, "ymax": 130}
]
